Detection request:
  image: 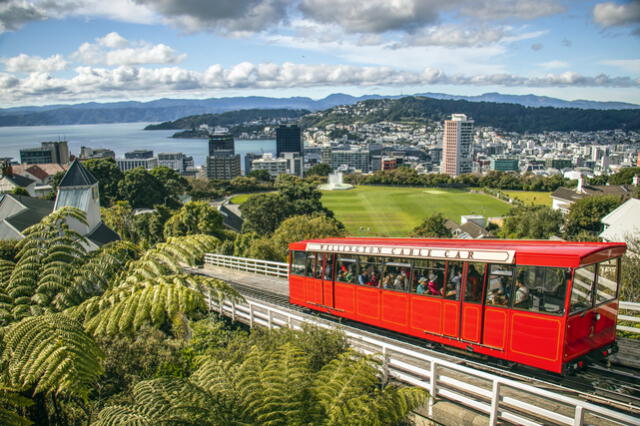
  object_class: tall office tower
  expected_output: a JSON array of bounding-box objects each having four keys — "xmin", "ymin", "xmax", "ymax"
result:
[
  {"xmin": 208, "ymin": 132, "xmax": 235, "ymax": 156},
  {"xmin": 41, "ymin": 141, "xmax": 70, "ymax": 164},
  {"xmin": 276, "ymin": 125, "xmax": 302, "ymax": 156},
  {"xmin": 441, "ymin": 114, "xmax": 473, "ymax": 177},
  {"xmin": 206, "ymin": 131, "xmax": 240, "ymax": 179},
  {"xmin": 21, "ymin": 141, "xmax": 70, "ymax": 165}
]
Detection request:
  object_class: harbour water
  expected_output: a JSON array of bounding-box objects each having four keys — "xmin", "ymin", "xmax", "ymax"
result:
[{"xmin": 0, "ymin": 122, "xmax": 276, "ymax": 167}]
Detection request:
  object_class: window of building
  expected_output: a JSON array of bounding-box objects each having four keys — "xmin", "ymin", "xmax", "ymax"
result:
[
  {"xmin": 485, "ymin": 264, "xmax": 514, "ymax": 307},
  {"xmin": 571, "ymin": 264, "xmax": 596, "ymax": 314},
  {"xmin": 512, "ymin": 266, "xmax": 568, "ymax": 315},
  {"xmin": 464, "ymin": 263, "xmax": 486, "ymax": 303},
  {"xmin": 595, "ymin": 258, "xmax": 620, "ymax": 305}
]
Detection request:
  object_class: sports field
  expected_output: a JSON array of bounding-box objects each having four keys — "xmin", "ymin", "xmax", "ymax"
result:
[
  {"xmin": 321, "ymin": 186, "xmax": 511, "ymax": 237},
  {"xmin": 501, "ymin": 190, "xmax": 552, "ymax": 206}
]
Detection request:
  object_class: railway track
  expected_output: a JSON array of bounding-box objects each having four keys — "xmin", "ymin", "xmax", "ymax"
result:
[{"xmin": 205, "ymin": 273, "xmax": 640, "ymax": 416}]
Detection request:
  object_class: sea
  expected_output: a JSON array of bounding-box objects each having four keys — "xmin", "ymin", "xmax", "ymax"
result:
[{"xmin": 0, "ymin": 122, "xmax": 276, "ymax": 168}]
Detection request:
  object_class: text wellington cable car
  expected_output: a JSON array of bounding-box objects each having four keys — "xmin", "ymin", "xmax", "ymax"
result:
[{"xmin": 288, "ymin": 238, "xmax": 625, "ymax": 374}]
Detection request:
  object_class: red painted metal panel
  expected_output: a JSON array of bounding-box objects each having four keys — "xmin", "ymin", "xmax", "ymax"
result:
[
  {"xmin": 565, "ymin": 312, "xmax": 593, "ymax": 360},
  {"xmin": 334, "ymin": 282, "xmax": 356, "ymax": 314},
  {"xmin": 483, "ymin": 307, "xmax": 508, "ymax": 350},
  {"xmin": 442, "ymin": 300, "xmax": 460, "ymax": 337},
  {"xmin": 289, "ymin": 275, "xmax": 305, "ymax": 305},
  {"xmin": 461, "ymin": 303, "xmax": 482, "ymax": 342},
  {"xmin": 356, "ymin": 286, "xmax": 381, "ymax": 321},
  {"xmin": 381, "ymin": 291, "xmax": 410, "ymax": 328},
  {"xmin": 323, "ymin": 281, "xmax": 334, "ymax": 308},
  {"xmin": 305, "ymin": 277, "xmax": 323, "ymax": 306},
  {"xmin": 410, "ymin": 295, "xmax": 443, "ymax": 336},
  {"xmin": 592, "ymin": 302, "xmax": 618, "ymax": 349},
  {"xmin": 510, "ymin": 312, "xmax": 563, "ymax": 363}
]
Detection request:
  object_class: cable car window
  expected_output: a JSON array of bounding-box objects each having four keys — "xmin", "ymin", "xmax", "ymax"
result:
[
  {"xmin": 324, "ymin": 254, "xmax": 334, "ymax": 281},
  {"xmin": 290, "ymin": 251, "xmax": 307, "ymax": 276},
  {"xmin": 336, "ymin": 255, "xmax": 358, "ymax": 284},
  {"xmin": 512, "ymin": 266, "xmax": 568, "ymax": 315},
  {"xmin": 571, "ymin": 264, "xmax": 596, "ymax": 314},
  {"xmin": 381, "ymin": 258, "xmax": 411, "ymax": 292},
  {"xmin": 464, "ymin": 263, "xmax": 486, "ymax": 303},
  {"xmin": 305, "ymin": 252, "xmax": 316, "ymax": 278},
  {"xmin": 444, "ymin": 261, "xmax": 463, "ymax": 300},
  {"xmin": 485, "ymin": 264, "xmax": 514, "ymax": 307},
  {"xmin": 357, "ymin": 256, "xmax": 382, "ymax": 287},
  {"xmin": 413, "ymin": 259, "xmax": 446, "ymax": 297},
  {"xmin": 595, "ymin": 258, "xmax": 619, "ymax": 305},
  {"xmin": 309, "ymin": 253, "xmax": 323, "ymax": 279}
]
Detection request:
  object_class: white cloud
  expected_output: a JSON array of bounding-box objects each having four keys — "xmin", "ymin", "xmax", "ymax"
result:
[
  {"xmin": 462, "ymin": 0, "xmax": 564, "ymax": 21},
  {"xmin": 601, "ymin": 59, "xmax": 640, "ymax": 73},
  {"xmin": 402, "ymin": 24, "xmax": 509, "ymax": 47},
  {"xmin": 593, "ymin": 1, "xmax": 640, "ymax": 28},
  {"xmin": 2, "ymin": 63, "xmax": 638, "ymax": 105},
  {"xmin": 538, "ymin": 60, "xmax": 570, "ymax": 69},
  {"xmin": 71, "ymin": 33, "xmax": 186, "ymax": 66},
  {"xmin": 2, "ymin": 53, "xmax": 67, "ymax": 73}
]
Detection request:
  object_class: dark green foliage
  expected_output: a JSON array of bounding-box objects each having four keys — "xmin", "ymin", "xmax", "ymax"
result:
[
  {"xmin": 499, "ymin": 205, "xmax": 564, "ymax": 239},
  {"xmin": 83, "ymin": 158, "xmax": 124, "ymax": 206},
  {"xmin": 608, "ymin": 167, "xmax": 640, "ymax": 185},
  {"xmin": 241, "ymin": 193, "xmax": 294, "ymax": 235},
  {"xmin": 247, "ymin": 169, "xmax": 273, "ymax": 182},
  {"xmin": 412, "ymin": 213, "xmax": 453, "ymax": 238},
  {"xmin": 145, "ymin": 108, "xmax": 308, "ymax": 131},
  {"xmin": 10, "ymin": 187, "xmax": 29, "ymax": 196},
  {"xmin": 117, "ymin": 167, "xmax": 168, "ymax": 208},
  {"xmin": 306, "ymin": 163, "xmax": 332, "ymax": 177},
  {"xmin": 0, "ymin": 240, "xmax": 18, "ymax": 262},
  {"xmin": 163, "ymin": 201, "xmax": 224, "ymax": 239},
  {"xmin": 149, "ymin": 166, "xmax": 190, "ymax": 206},
  {"xmin": 564, "ymin": 195, "xmax": 623, "ymax": 240},
  {"xmin": 134, "ymin": 205, "xmax": 173, "ymax": 246}
]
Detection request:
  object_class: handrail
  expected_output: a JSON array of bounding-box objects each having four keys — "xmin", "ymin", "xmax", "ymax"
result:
[
  {"xmin": 208, "ymin": 296, "xmax": 640, "ymax": 426},
  {"xmin": 204, "ymin": 253, "xmax": 640, "ymax": 337}
]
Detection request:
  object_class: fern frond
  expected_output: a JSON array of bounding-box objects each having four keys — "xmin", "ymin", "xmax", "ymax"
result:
[{"xmin": 0, "ymin": 387, "xmax": 33, "ymax": 426}]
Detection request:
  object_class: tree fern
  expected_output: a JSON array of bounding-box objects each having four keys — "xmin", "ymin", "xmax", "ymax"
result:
[
  {"xmin": 0, "ymin": 313, "xmax": 104, "ymax": 398},
  {"xmin": 0, "ymin": 387, "xmax": 33, "ymax": 426}
]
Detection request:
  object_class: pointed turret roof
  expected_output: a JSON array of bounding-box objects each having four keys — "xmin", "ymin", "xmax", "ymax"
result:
[{"xmin": 58, "ymin": 159, "xmax": 97, "ymax": 187}]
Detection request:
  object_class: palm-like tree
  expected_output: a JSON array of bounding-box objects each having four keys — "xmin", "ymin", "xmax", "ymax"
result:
[{"xmin": 94, "ymin": 344, "xmax": 427, "ymax": 425}]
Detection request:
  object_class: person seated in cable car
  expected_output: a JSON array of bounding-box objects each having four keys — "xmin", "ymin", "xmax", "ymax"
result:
[
  {"xmin": 514, "ymin": 274, "xmax": 530, "ymax": 308},
  {"xmin": 445, "ymin": 268, "xmax": 462, "ymax": 299},
  {"xmin": 393, "ymin": 269, "xmax": 409, "ymax": 290},
  {"xmin": 416, "ymin": 277, "xmax": 428, "ymax": 294},
  {"xmin": 358, "ymin": 267, "xmax": 370, "ymax": 285},
  {"xmin": 382, "ymin": 273, "xmax": 395, "ymax": 289},
  {"xmin": 427, "ymin": 272, "xmax": 441, "ymax": 295}
]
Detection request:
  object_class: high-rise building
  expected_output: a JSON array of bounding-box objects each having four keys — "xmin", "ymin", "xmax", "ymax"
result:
[
  {"xmin": 209, "ymin": 133, "xmax": 235, "ymax": 156},
  {"xmin": 206, "ymin": 131, "xmax": 240, "ymax": 179},
  {"xmin": 20, "ymin": 141, "xmax": 69, "ymax": 165},
  {"xmin": 276, "ymin": 125, "xmax": 302, "ymax": 156},
  {"xmin": 441, "ymin": 114, "xmax": 473, "ymax": 177},
  {"xmin": 158, "ymin": 152, "xmax": 185, "ymax": 172},
  {"xmin": 331, "ymin": 149, "xmax": 370, "ymax": 173},
  {"xmin": 244, "ymin": 153, "xmax": 262, "ymax": 174}
]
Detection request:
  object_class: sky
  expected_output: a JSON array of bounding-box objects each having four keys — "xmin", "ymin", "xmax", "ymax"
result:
[{"xmin": 0, "ymin": 0, "xmax": 639, "ymax": 107}]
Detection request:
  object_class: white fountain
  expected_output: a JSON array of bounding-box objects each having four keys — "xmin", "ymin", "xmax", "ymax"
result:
[{"xmin": 319, "ymin": 172, "xmax": 354, "ymax": 191}]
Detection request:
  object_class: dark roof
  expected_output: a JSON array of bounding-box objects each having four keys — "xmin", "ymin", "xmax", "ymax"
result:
[
  {"xmin": 59, "ymin": 160, "xmax": 97, "ymax": 187},
  {"xmin": 4, "ymin": 195, "xmax": 54, "ymax": 231},
  {"xmin": 86, "ymin": 221, "xmax": 120, "ymax": 246},
  {"xmin": 3, "ymin": 173, "xmax": 34, "ymax": 187},
  {"xmin": 25, "ymin": 165, "xmax": 49, "ymax": 181},
  {"xmin": 551, "ymin": 184, "xmax": 632, "ymax": 203},
  {"xmin": 459, "ymin": 221, "xmax": 491, "ymax": 238}
]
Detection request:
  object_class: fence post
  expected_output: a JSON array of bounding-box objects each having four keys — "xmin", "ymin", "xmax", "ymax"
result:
[
  {"xmin": 428, "ymin": 360, "xmax": 437, "ymax": 417},
  {"xmin": 249, "ymin": 304, "xmax": 254, "ymax": 328},
  {"xmin": 574, "ymin": 405, "xmax": 584, "ymax": 426},
  {"xmin": 489, "ymin": 380, "xmax": 501, "ymax": 425}
]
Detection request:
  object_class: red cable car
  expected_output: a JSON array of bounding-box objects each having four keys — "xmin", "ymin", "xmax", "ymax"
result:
[{"xmin": 288, "ymin": 238, "xmax": 626, "ymax": 374}]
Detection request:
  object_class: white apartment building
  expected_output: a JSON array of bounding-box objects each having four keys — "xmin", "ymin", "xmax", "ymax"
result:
[
  {"xmin": 441, "ymin": 114, "xmax": 474, "ymax": 177},
  {"xmin": 116, "ymin": 157, "xmax": 158, "ymax": 172}
]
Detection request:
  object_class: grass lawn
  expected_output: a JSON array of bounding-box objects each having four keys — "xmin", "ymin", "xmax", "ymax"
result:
[
  {"xmin": 321, "ymin": 186, "xmax": 511, "ymax": 237},
  {"xmin": 230, "ymin": 192, "xmax": 275, "ymax": 204},
  {"xmin": 501, "ymin": 190, "xmax": 552, "ymax": 207}
]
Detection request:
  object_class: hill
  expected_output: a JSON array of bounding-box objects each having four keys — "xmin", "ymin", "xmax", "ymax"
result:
[
  {"xmin": 300, "ymin": 97, "xmax": 640, "ymax": 133},
  {"xmin": 1, "ymin": 92, "xmax": 637, "ymax": 127}
]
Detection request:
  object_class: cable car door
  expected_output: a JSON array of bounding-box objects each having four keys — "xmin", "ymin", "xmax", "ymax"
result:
[
  {"xmin": 459, "ymin": 262, "xmax": 486, "ymax": 344},
  {"xmin": 321, "ymin": 253, "xmax": 335, "ymax": 309}
]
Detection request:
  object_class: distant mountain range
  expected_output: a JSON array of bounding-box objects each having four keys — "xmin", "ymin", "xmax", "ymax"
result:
[{"xmin": 0, "ymin": 92, "xmax": 638, "ymax": 127}]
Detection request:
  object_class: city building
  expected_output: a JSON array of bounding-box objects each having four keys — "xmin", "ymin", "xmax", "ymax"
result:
[
  {"xmin": 381, "ymin": 157, "xmax": 398, "ymax": 171},
  {"xmin": 550, "ymin": 176, "xmax": 633, "ymax": 213},
  {"xmin": 276, "ymin": 125, "xmax": 302, "ymax": 156},
  {"xmin": 158, "ymin": 152, "xmax": 185, "ymax": 172},
  {"xmin": 331, "ymin": 149, "xmax": 370, "ymax": 173},
  {"xmin": 283, "ymin": 152, "xmax": 304, "ymax": 177},
  {"xmin": 206, "ymin": 131, "xmax": 241, "ymax": 180},
  {"xmin": 20, "ymin": 141, "xmax": 69, "ymax": 165},
  {"xmin": 600, "ymin": 198, "xmax": 640, "ymax": 244},
  {"xmin": 116, "ymin": 157, "xmax": 158, "ymax": 171},
  {"xmin": 441, "ymin": 114, "xmax": 473, "ymax": 177},
  {"xmin": 490, "ymin": 158, "xmax": 519, "ymax": 172},
  {"xmin": 124, "ymin": 150, "xmax": 154, "ymax": 159},
  {"xmin": 0, "ymin": 160, "xmax": 36, "ymax": 196},
  {"xmin": 251, "ymin": 154, "xmax": 287, "ymax": 177},
  {"xmin": 244, "ymin": 153, "xmax": 262, "ymax": 175},
  {"xmin": 80, "ymin": 146, "xmax": 115, "ymax": 160}
]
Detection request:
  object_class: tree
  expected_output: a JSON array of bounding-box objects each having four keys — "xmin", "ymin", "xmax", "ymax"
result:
[
  {"xmin": 564, "ymin": 195, "xmax": 623, "ymax": 240},
  {"xmin": 306, "ymin": 163, "xmax": 332, "ymax": 177},
  {"xmin": 499, "ymin": 205, "xmax": 564, "ymax": 239},
  {"xmin": 163, "ymin": 201, "xmax": 225, "ymax": 239},
  {"xmin": 134, "ymin": 205, "xmax": 173, "ymax": 247},
  {"xmin": 117, "ymin": 167, "xmax": 168, "ymax": 208},
  {"xmin": 412, "ymin": 213, "xmax": 452, "ymax": 238},
  {"xmin": 101, "ymin": 201, "xmax": 139, "ymax": 242},
  {"xmin": 240, "ymin": 193, "xmax": 294, "ymax": 235},
  {"xmin": 10, "ymin": 187, "xmax": 29, "ymax": 196},
  {"xmin": 267, "ymin": 214, "xmax": 345, "ymax": 261},
  {"xmin": 0, "ymin": 239, "xmax": 17, "ymax": 262},
  {"xmin": 247, "ymin": 169, "xmax": 273, "ymax": 182},
  {"xmin": 149, "ymin": 166, "xmax": 190, "ymax": 206},
  {"xmin": 83, "ymin": 158, "xmax": 124, "ymax": 206},
  {"xmin": 608, "ymin": 167, "xmax": 640, "ymax": 185}
]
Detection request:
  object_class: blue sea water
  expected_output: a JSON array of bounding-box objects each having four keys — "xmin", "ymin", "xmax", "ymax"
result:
[{"xmin": 0, "ymin": 122, "xmax": 276, "ymax": 167}]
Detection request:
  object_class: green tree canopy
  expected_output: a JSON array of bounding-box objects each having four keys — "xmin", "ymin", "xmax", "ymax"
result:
[
  {"xmin": 149, "ymin": 166, "xmax": 190, "ymax": 206},
  {"xmin": 83, "ymin": 158, "xmax": 124, "ymax": 206},
  {"xmin": 118, "ymin": 167, "xmax": 168, "ymax": 208},
  {"xmin": 247, "ymin": 169, "xmax": 273, "ymax": 182},
  {"xmin": 499, "ymin": 205, "xmax": 564, "ymax": 239},
  {"xmin": 101, "ymin": 200, "xmax": 138, "ymax": 242},
  {"xmin": 240, "ymin": 193, "xmax": 294, "ymax": 235},
  {"xmin": 411, "ymin": 213, "xmax": 452, "ymax": 238},
  {"xmin": 306, "ymin": 163, "xmax": 332, "ymax": 177},
  {"xmin": 269, "ymin": 214, "xmax": 345, "ymax": 261},
  {"xmin": 163, "ymin": 201, "xmax": 225, "ymax": 239},
  {"xmin": 564, "ymin": 195, "xmax": 623, "ymax": 240}
]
